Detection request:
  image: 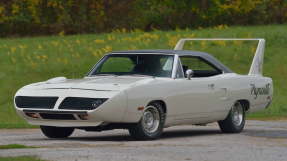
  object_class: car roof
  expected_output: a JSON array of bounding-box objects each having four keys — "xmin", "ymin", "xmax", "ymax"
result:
[
  {"xmin": 113, "ymin": 49, "xmax": 208, "ymax": 55},
  {"xmin": 111, "ymin": 50, "xmax": 233, "ymax": 73}
]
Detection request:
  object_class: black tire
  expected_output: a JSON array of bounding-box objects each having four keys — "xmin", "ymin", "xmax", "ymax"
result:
[
  {"xmin": 40, "ymin": 126, "xmax": 74, "ymax": 138},
  {"xmin": 218, "ymin": 102, "xmax": 245, "ymax": 133},
  {"xmin": 128, "ymin": 102, "xmax": 166, "ymax": 140}
]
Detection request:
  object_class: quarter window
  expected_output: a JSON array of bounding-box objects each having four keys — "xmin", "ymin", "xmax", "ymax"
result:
[{"xmin": 180, "ymin": 56, "xmax": 222, "ymax": 78}]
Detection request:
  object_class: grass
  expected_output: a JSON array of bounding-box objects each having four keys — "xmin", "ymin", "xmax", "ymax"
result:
[
  {"xmin": 0, "ymin": 124, "xmax": 38, "ymax": 129},
  {"xmin": 0, "ymin": 144, "xmax": 37, "ymax": 150},
  {"xmin": 0, "ymin": 24, "xmax": 286, "ymax": 128},
  {"xmin": 0, "ymin": 156, "xmax": 45, "ymax": 161}
]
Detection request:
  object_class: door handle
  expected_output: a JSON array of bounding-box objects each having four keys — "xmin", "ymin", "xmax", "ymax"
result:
[
  {"xmin": 220, "ymin": 87, "xmax": 228, "ymax": 100},
  {"xmin": 208, "ymin": 84, "xmax": 215, "ymax": 89}
]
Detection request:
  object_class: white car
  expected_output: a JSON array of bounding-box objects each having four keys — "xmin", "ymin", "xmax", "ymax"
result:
[{"xmin": 14, "ymin": 38, "xmax": 273, "ymax": 140}]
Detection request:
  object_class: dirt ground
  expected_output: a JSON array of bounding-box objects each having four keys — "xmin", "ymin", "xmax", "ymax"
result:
[{"xmin": 0, "ymin": 120, "xmax": 286, "ymax": 161}]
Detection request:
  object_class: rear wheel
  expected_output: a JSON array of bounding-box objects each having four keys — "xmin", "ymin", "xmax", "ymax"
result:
[
  {"xmin": 40, "ymin": 126, "xmax": 74, "ymax": 138},
  {"xmin": 128, "ymin": 102, "xmax": 165, "ymax": 140},
  {"xmin": 218, "ymin": 101, "xmax": 245, "ymax": 133}
]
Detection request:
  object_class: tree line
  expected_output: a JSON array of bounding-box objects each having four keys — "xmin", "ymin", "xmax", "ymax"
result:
[{"xmin": 0, "ymin": 0, "xmax": 286, "ymax": 37}]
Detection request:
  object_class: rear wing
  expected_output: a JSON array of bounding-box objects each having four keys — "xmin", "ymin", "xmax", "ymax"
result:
[{"xmin": 174, "ymin": 38, "xmax": 265, "ymax": 76}]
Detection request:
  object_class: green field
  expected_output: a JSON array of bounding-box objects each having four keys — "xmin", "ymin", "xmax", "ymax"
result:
[
  {"xmin": 0, "ymin": 144, "xmax": 37, "ymax": 149},
  {"xmin": 0, "ymin": 25, "xmax": 286, "ymax": 128},
  {"xmin": 0, "ymin": 156, "xmax": 45, "ymax": 161}
]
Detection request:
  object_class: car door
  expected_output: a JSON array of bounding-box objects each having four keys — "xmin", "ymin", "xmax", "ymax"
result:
[{"xmin": 168, "ymin": 56, "xmax": 227, "ymax": 123}]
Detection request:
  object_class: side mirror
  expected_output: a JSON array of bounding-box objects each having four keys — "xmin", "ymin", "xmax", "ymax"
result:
[{"xmin": 186, "ymin": 69, "xmax": 194, "ymax": 80}]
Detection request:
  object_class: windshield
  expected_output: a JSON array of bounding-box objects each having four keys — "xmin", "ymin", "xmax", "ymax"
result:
[{"xmin": 89, "ymin": 54, "xmax": 174, "ymax": 77}]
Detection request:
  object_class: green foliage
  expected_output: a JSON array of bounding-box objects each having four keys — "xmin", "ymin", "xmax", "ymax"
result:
[
  {"xmin": 0, "ymin": 0, "xmax": 135, "ymax": 36},
  {"xmin": 0, "ymin": 156, "xmax": 45, "ymax": 161},
  {"xmin": 0, "ymin": 0, "xmax": 286, "ymax": 37},
  {"xmin": 0, "ymin": 25, "xmax": 286, "ymax": 128},
  {"xmin": 0, "ymin": 144, "xmax": 37, "ymax": 149},
  {"xmin": 135, "ymin": 0, "xmax": 287, "ymax": 30}
]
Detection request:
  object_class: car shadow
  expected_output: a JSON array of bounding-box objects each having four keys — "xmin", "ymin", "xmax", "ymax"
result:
[
  {"xmin": 30, "ymin": 128, "xmax": 287, "ymax": 142},
  {"xmin": 243, "ymin": 129, "xmax": 287, "ymax": 139},
  {"xmin": 161, "ymin": 129, "xmax": 222, "ymax": 139},
  {"xmin": 64, "ymin": 129, "xmax": 222, "ymax": 142}
]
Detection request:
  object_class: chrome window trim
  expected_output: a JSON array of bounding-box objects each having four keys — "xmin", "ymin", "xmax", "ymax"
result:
[{"xmin": 171, "ymin": 54, "xmax": 179, "ymax": 79}]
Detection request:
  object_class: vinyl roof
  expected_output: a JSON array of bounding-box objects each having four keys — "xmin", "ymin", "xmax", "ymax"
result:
[
  {"xmin": 113, "ymin": 49, "xmax": 209, "ymax": 56},
  {"xmin": 111, "ymin": 50, "xmax": 233, "ymax": 73}
]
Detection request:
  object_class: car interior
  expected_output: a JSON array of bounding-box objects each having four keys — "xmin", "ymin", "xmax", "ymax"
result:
[{"xmin": 180, "ymin": 56, "xmax": 222, "ymax": 78}]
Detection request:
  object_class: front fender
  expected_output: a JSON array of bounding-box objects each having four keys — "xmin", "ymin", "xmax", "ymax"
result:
[{"xmin": 91, "ymin": 91, "xmax": 128, "ymax": 122}]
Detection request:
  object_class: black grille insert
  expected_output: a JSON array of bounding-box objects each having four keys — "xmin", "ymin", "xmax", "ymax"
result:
[
  {"xmin": 39, "ymin": 113, "xmax": 76, "ymax": 120},
  {"xmin": 15, "ymin": 96, "xmax": 58, "ymax": 109},
  {"xmin": 59, "ymin": 97, "xmax": 108, "ymax": 110}
]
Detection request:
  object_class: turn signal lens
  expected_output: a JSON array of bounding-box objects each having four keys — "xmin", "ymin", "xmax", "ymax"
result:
[
  {"xmin": 137, "ymin": 106, "xmax": 144, "ymax": 111},
  {"xmin": 78, "ymin": 114, "xmax": 89, "ymax": 120},
  {"xmin": 25, "ymin": 112, "xmax": 39, "ymax": 119}
]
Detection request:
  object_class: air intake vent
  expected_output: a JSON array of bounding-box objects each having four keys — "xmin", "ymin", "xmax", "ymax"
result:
[
  {"xmin": 39, "ymin": 113, "xmax": 76, "ymax": 120},
  {"xmin": 15, "ymin": 96, "xmax": 58, "ymax": 109},
  {"xmin": 59, "ymin": 97, "xmax": 108, "ymax": 110}
]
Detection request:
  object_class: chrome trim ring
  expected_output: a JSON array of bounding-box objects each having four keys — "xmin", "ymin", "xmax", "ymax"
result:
[
  {"xmin": 141, "ymin": 106, "xmax": 160, "ymax": 134},
  {"xmin": 231, "ymin": 102, "xmax": 244, "ymax": 126}
]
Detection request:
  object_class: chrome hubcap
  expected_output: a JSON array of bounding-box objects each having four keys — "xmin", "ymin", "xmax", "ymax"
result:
[
  {"xmin": 142, "ymin": 106, "xmax": 160, "ymax": 134},
  {"xmin": 232, "ymin": 103, "xmax": 244, "ymax": 126}
]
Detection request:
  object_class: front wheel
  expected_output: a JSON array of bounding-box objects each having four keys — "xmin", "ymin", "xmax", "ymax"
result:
[
  {"xmin": 128, "ymin": 103, "xmax": 165, "ymax": 140},
  {"xmin": 40, "ymin": 126, "xmax": 74, "ymax": 138},
  {"xmin": 218, "ymin": 102, "xmax": 245, "ymax": 133}
]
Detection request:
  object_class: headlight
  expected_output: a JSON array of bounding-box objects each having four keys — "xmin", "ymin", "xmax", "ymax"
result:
[
  {"xmin": 15, "ymin": 96, "xmax": 58, "ymax": 109},
  {"xmin": 59, "ymin": 97, "xmax": 108, "ymax": 110}
]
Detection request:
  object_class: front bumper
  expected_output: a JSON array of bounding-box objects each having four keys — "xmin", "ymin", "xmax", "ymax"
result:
[
  {"xmin": 14, "ymin": 88, "xmax": 128, "ymax": 127},
  {"xmin": 17, "ymin": 109, "xmax": 103, "ymax": 127}
]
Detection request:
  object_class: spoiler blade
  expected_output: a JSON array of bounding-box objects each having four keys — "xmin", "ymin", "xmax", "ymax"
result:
[{"xmin": 248, "ymin": 39, "xmax": 265, "ymax": 76}]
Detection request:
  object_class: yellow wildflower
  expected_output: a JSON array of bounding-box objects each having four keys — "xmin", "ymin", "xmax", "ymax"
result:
[
  {"xmin": 107, "ymin": 35, "xmax": 115, "ymax": 41},
  {"xmin": 58, "ymin": 31, "xmax": 65, "ymax": 36},
  {"xmin": 52, "ymin": 41, "xmax": 59, "ymax": 47},
  {"xmin": 214, "ymin": 24, "xmax": 228, "ymax": 30},
  {"xmin": 251, "ymin": 47, "xmax": 256, "ymax": 53},
  {"xmin": 200, "ymin": 41, "xmax": 207, "ymax": 49},
  {"xmin": 10, "ymin": 47, "xmax": 16, "ymax": 53},
  {"xmin": 102, "ymin": 46, "xmax": 112, "ymax": 53},
  {"xmin": 168, "ymin": 36, "xmax": 180, "ymax": 48},
  {"xmin": 233, "ymin": 40, "xmax": 242, "ymax": 46},
  {"xmin": 94, "ymin": 39, "xmax": 105, "ymax": 44},
  {"xmin": 214, "ymin": 40, "xmax": 226, "ymax": 47}
]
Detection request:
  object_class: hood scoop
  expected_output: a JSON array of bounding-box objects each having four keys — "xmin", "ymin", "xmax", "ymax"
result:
[
  {"xmin": 46, "ymin": 77, "xmax": 67, "ymax": 84},
  {"xmin": 74, "ymin": 77, "xmax": 149, "ymax": 91},
  {"xmin": 27, "ymin": 76, "xmax": 153, "ymax": 91}
]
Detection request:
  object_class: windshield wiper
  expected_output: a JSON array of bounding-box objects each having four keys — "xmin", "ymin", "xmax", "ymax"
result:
[
  {"xmin": 128, "ymin": 74, "xmax": 154, "ymax": 77},
  {"xmin": 92, "ymin": 74, "xmax": 118, "ymax": 76}
]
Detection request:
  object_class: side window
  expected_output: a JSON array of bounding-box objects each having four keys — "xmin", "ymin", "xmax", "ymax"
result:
[{"xmin": 180, "ymin": 56, "xmax": 221, "ymax": 78}]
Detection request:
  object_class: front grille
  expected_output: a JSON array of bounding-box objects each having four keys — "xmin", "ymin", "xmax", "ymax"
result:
[
  {"xmin": 15, "ymin": 96, "xmax": 58, "ymax": 109},
  {"xmin": 39, "ymin": 113, "xmax": 76, "ymax": 120},
  {"xmin": 59, "ymin": 97, "xmax": 108, "ymax": 110}
]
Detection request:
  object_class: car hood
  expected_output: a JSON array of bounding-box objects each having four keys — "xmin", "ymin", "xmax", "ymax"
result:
[{"xmin": 22, "ymin": 76, "xmax": 155, "ymax": 91}]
